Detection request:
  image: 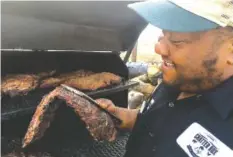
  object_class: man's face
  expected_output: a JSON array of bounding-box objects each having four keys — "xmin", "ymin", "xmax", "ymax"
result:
[{"xmin": 155, "ymin": 28, "xmax": 232, "ymax": 92}]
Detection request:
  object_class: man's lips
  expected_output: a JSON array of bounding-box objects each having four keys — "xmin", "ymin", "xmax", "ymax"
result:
[{"xmin": 162, "ymin": 59, "xmax": 175, "ymax": 68}]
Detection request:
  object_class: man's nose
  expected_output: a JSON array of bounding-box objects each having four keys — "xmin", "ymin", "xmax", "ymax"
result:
[{"xmin": 154, "ymin": 39, "xmax": 169, "ymax": 56}]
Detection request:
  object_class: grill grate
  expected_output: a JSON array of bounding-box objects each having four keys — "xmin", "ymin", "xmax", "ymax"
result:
[
  {"xmin": 54, "ymin": 132, "xmax": 129, "ymax": 157},
  {"xmin": 2, "ymin": 132, "xmax": 130, "ymax": 157},
  {"xmin": 2, "ymin": 81, "xmax": 138, "ymax": 121},
  {"xmin": 2, "ymin": 101, "xmax": 130, "ymax": 157}
]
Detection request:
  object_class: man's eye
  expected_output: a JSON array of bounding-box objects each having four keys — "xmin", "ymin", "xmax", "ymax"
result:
[
  {"xmin": 169, "ymin": 40, "xmax": 187, "ymax": 48},
  {"xmin": 170, "ymin": 40, "xmax": 185, "ymax": 44}
]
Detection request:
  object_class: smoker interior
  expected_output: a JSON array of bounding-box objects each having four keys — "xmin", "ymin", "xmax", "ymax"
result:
[
  {"xmin": 1, "ymin": 50, "xmax": 128, "ymax": 78},
  {"xmin": 2, "ymin": 81, "xmax": 138, "ymax": 121},
  {"xmin": 1, "ymin": 50, "xmax": 131, "ymax": 157},
  {"xmin": 1, "ymin": 50, "xmax": 130, "ymax": 107},
  {"xmin": 2, "ymin": 104, "xmax": 130, "ymax": 157}
]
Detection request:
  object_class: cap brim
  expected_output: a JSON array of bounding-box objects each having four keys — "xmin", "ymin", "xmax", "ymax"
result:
[{"xmin": 128, "ymin": 0, "xmax": 219, "ymax": 32}]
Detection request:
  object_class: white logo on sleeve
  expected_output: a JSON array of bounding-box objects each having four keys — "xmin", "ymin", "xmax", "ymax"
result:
[{"xmin": 176, "ymin": 123, "xmax": 233, "ymax": 157}]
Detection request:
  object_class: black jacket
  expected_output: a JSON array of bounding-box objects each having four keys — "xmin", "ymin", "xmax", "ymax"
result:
[{"xmin": 124, "ymin": 77, "xmax": 233, "ymax": 157}]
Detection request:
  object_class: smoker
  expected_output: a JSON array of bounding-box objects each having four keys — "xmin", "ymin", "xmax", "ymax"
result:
[{"xmin": 1, "ymin": 1, "xmax": 146, "ymax": 157}]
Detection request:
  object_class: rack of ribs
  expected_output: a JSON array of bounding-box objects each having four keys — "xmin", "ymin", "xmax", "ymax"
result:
[
  {"xmin": 39, "ymin": 70, "xmax": 94, "ymax": 88},
  {"xmin": 64, "ymin": 72, "xmax": 122, "ymax": 91},
  {"xmin": 1, "ymin": 71, "xmax": 55, "ymax": 97},
  {"xmin": 22, "ymin": 85, "xmax": 118, "ymax": 148}
]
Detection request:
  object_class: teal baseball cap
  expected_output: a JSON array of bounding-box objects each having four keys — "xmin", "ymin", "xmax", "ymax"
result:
[{"xmin": 128, "ymin": 0, "xmax": 233, "ymax": 32}]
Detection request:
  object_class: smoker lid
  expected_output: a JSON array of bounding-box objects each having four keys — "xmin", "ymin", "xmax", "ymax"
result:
[{"xmin": 1, "ymin": 1, "xmax": 147, "ymax": 51}]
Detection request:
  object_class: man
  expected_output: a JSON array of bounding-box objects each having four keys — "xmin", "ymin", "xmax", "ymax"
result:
[{"xmin": 96, "ymin": 0, "xmax": 233, "ymax": 156}]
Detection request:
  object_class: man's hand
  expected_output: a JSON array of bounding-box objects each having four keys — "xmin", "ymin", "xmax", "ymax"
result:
[{"xmin": 95, "ymin": 98, "xmax": 139, "ymax": 131}]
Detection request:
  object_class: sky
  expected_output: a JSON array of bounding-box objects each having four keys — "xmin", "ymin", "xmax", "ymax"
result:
[
  {"xmin": 138, "ymin": 24, "xmax": 162, "ymax": 44},
  {"xmin": 136, "ymin": 24, "xmax": 162, "ymax": 54}
]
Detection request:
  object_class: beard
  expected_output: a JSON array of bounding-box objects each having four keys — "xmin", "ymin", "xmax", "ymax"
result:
[{"xmin": 162, "ymin": 57, "xmax": 223, "ymax": 93}]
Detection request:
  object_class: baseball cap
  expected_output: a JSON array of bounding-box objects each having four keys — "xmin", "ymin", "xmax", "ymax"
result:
[{"xmin": 128, "ymin": 0, "xmax": 233, "ymax": 32}]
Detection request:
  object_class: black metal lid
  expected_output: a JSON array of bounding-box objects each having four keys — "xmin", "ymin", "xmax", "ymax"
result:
[{"xmin": 1, "ymin": 1, "xmax": 146, "ymax": 51}]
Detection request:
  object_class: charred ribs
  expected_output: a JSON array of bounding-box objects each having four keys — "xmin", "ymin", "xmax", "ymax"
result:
[
  {"xmin": 22, "ymin": 85, "xmax": 118, "ymax": 148},
  {"xmin": 64, "ymin": 72, "xmax": 122, "ymax": 90},
  {"xmin": 1, "ymin": 71, "xmax": 55, "ymax": 97},
  {"xmin": 40, "ymin": 71, "xmax": 121, "ymax": 91},
  {"xmin": 2, "ymin": 70, "xmax": 122, "ymax": 97},
  {"xmin": 39, "ymin": 70, "xmax": 94, "ymax": 88}
]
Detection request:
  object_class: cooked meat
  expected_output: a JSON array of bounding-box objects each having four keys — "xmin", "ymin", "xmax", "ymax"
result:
[
  {"xmin": 39, "ymin": 78, "xmax": 63, "ymax": 88},
  {"xmin": 37, "ymin": 70, "xmax": 56, "ymax": 78},
  {"xmin": 57, "ymin": 86, "xmax": 118, "ymax": 142},
  {"xmin": 22, "ymin": 90, "xmax": 61, "ymax": 148},
  {"xmin": 2, "ymin": 152, "xmax": 52, "ymax": 157},
  {"xmin": 1, "ymin": 71, "xmax": 56, "ymax": 97},
  {"xmin": 22, "ymin": 85, "xmax": 117, "ymax": 148},
  {"xmin": 1, "ymin": 74, "xmax": 39, "ymax": 97},
  {"xmin": 64, "ymin": 72, "xmax": 122, "ymax": 91},
  {"xmin": 39, "ymin": 70, "xmax": 94, "ymax": 88},
  {"xmin": 58, "ymin": 69, "xmax": 94, "ymax": 78}
]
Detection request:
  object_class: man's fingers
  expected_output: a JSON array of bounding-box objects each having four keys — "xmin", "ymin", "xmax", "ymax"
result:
[
  {"xmin": 95, "ymin": 98, "xmax": 119, "ymax": 116},
  {"xmin": 95, "ymin": 98, "xmax": 114, "ymax": 110},
  {"xmin": 95, "ymin": 100, "xmax": 108, "ymax": 108}
]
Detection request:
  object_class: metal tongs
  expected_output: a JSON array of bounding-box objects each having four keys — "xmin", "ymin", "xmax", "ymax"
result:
[{"xmin": 61, "ymin": 84, "xmax": 122, "ymax": 125}]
